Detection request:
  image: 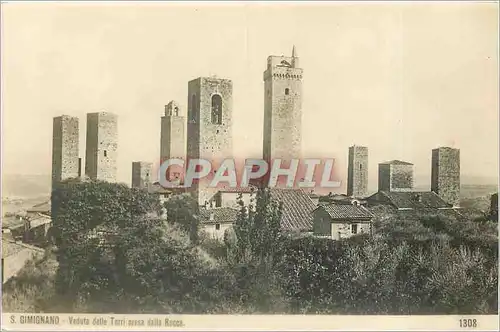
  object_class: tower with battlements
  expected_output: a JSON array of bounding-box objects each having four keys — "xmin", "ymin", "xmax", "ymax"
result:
[
  {"xmin": 52, "ymin": 115, "xmax": 80, "ymax": 189},
  {"xmin": 263, "ymin": 46, "xmax": 303, "ymax": 163},
  {"xmin": 347, "ymin": 145, "xmax": 368, "ymax": 197},
  {"xmin": 186, "ymin": 77, "xmax": 233, "ymax": 205},
  {"xmin": 431, "ymin": 147, "xmax": 460, "ymax": 207},
  {"xmin": 85, "ymin": 112, "xmax": 118, "ymax": 182}
]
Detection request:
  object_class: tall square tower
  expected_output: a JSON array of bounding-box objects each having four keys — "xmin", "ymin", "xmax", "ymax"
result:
[
  {"xmin": 186, "ymin": 77, "xmax": 233, "ymax": 205},
  {"xmin": 378, "ymin": 160, "xmax": 414, "ymax": 192},
  {"xmin": 347, "ymin": 145, "xmax": 368, "ymax": 197},
  {"xmin": 263, "ymin": 46, "xmax": 303, "ymax": 162},
  {"xmin": 160, "ymin": 101, "xmax": 185, "ymax": 182},
  {"xmin": 85, "ymin": 112, "xmax": 118, "ymax": 182},
  {"xmin": 52, "ymin": 115, "xmax": 79, "ymax": 189},
  {"xmin": 431, "ymin": 147, "xmax": 460, "ymax": 207},
  {"xmin": 132, "ymin": 161, "xmax": 153, "ymax": 189}
]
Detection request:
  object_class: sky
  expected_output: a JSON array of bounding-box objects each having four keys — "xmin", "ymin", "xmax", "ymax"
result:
[{"xmin": 1, "ymin": 2, "xmax": 498, "ymax": 191}]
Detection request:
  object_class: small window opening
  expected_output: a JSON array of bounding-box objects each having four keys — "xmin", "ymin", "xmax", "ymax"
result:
[
  {"xmin": 285, "ymin": 88, "xmax": 290, "ymax": 95},
  {"xmin": 211, "ymin": 95, "xmax": 222, "ymax": 124},
  {"xmin": 215, "ymin": 223, "xmax": 221, "ymax": 230},
  {"xmin": 351, "ymin": 224, "xmax": 358, "ymax": 235},
  {"xmin": 104, "ymin": 150, "xmax": 107, "ymax": 157}
]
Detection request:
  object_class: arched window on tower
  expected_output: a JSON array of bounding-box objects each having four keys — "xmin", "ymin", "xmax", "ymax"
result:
[
  {"xmin": 211, "ymin": 94, "xmax": 222, "ymax": 124},
  {"xmin": 285, "ymin": 88, "xmax": 290, "ymax": 95},
  {"xmin": 190, "ymin": 95, "xmax": 197, "ymax": 122},
  {"xmin": 174, "ymin": 106, "xmax": 179, "ymax": 116}
]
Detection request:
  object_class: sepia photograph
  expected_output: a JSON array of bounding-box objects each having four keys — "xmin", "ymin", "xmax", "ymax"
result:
[{"xmin": 1, "ymin": 1, "xmax": 499, "ymax": 331}]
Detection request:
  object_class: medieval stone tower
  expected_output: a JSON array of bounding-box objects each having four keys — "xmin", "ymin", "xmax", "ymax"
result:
[
  {"xmin": 431, "ymin": 147, "xmax": 460, "ymax": 207},
  {"xmin": 186, "ymin": 77, "xmax": 233, "ymax": 205},
  {"xmin": 263, "ymin": 46, "xmax": 303, "ymax": 163},
  {"xmin": 378, "ymin": 160, "xmax": 414, "ymax": 192},
  {"xmin": 52, "ymin": 115, "xmax": 80, "ymax": 189},
  {"xmin": 85, "ymin": 112, "xmax": 118, "ymax": 182},
  {"xmin": 160, "ymin": 101, "xmax": 185, "ymax": 182},
  {"xmin": 131, "ymin": 161, "xmax": 152, "ymax": 189},
  {"xmin": 347, "ymin": 145, "xmax": 368, "ymax": 197}
]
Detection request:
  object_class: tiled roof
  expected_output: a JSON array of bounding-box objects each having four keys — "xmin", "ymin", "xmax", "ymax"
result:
[
  {"xmin": 147, "ymin": 182, "xmax": 177, "ymax": 194},
  {"xmin": 27, "ymin": 214, "xmax": 52, "ymax": 228},
  {"xmin": 1, "ymin": 216, "xmax": 25, "ymax": 229},
  {"xmin": 199, "ymin": 207, "xmax": 239, "ymax": 224},
  {"xmin": 368, "ymin": 191, "xmax": 451, "ymax": 209},
  {"xmin": 217, "ymin": 184, "xmax": 258, "ymax": 193},
  {"xmin": 27, "ymin": 201, "xmax": 51, "ymax": 214},
  {"xmin": 379, "ymin": 160, "xmax": 413, "ymax": 165},
  {"xmin": 317, "ymin": 204, "xmax": 373, "ymax": 220},
  {"xmin": 269, "ymin": 188, "xmax": 316, "ymax": 231}
]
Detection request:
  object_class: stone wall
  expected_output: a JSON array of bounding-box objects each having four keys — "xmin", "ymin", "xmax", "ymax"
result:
[
  {"xmin": 378, "ymin": 164, "xmax": 391, "ymax": 191},
  {"xmin": 347, "ymin": 145, "xmax": 368, "ymax": 197},
  {"xmin": 2, "ymin": 242, "xmax": 44, "ymax": 284},
  {"xmin": 52, "ymin": 115, "xmax": 79, "ymax": 189},
  {"xmin": 390, "ymin": 164, "xmax": 414, "ymax": 192},
  {"xmin": 85, "ymin": 112, "xmax": 118, "ymax": 182},
  {"xmin": 187, "ymin": 77, "xmax": 233, "ymax": 205},
  {"xmin": 330, "ymin": 221, "xmax": 371, "ymax": 240},
  {"xmin": 431, "ymin": 147, "xmax": 460, "ymax": 207},
  {"xmin": 263, "ymin": 55, "xmax": 303, "ymax": 162},
  {"xmin": 131, "ymin": 162, "xmax": 153, "ymax": 189},
  {"xmin": 211, "ymin": 192, "xmax": 252, "ymax": 209},
  {"xmin": 161, "ymin": 101, "xmax": 185, "ymax": 162}
]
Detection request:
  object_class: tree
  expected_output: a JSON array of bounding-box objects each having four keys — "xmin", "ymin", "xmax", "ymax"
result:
[
  {"xmin": 51, "ymin": 179, "xmax": 162, "ymax": 303},
  {"xmin": 230, "ymin": 188, "xmax": 283, "ymax": 265},
  {"xmin": 165, "ymin": 193, "xmax": 200, "ymax": 244}
]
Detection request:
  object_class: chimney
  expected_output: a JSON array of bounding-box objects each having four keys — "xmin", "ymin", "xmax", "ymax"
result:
[{"xmin": 209, "ymin": 213, "xmax": 214, "ymax": 221}]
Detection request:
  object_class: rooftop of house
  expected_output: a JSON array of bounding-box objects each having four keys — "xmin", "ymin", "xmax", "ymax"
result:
[
  {"xmin": 269, "ymin": 188, "xmax": 316, "ymax": 231},
  {"xmin": 207, "ymin": 187, "xmax": 319, "ymax": 231},
  {"xmin": 147, "ymin": 182, "xmax": 176, "ymax": 195},
  {"xmin": 315, "ymin": 203, "xmax": 374, "ymax": 221},
  {"xmin": 27, "ymin": 213, "xmax": 52, "ymax": 228},
  {"xmin": 26, "ymin": 200, "xmax": 51, "ymax": 215},
  {"xmin": 379, "ymin": 160, "xmax": 414, "ymax": 166},
  {"xmin": 1, "ymin": 215, "xmax": 25, "ymax": 229},
  {"xmin": 367, "ymin": 191, "xmax": 451, "ymax": 209},
  {"xmin": 199, "ymin": 207, "xmax": 239, "ymax": 224},
  {"xmin": 216, "ymin": 183, "xmax": 258, "ymax": 194}
]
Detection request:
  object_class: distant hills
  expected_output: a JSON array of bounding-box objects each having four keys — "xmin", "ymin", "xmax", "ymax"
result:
[
  {"xmin": 2, "ymin": 174, "xmax": 51, "ymax": 199},
  {"xmin": 0, "ymin": 173, "xmax": 497, "ymax": 200}
]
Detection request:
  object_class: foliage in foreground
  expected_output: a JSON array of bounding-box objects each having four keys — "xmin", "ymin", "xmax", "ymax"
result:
[{"xmin": 6, "ymin": 181, "xmax": 498, "ymax": 314}]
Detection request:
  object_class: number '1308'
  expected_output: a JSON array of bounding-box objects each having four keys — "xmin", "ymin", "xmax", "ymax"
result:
[{"xmin": 460, "ymin": 318, "xmax": 477, "ymax": 328}]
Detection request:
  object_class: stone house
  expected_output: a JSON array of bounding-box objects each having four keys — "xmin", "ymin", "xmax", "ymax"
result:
[
  {"xmin": 206, "ymin": 187, "xmax": 317, "ymax": 234},
  {"xmin": 209, "ymin": 184, "xmax": 258, "ymax": 209},
  {"xmin": 364, "ymin": 190, "xmax": 483, "ymax": 224},
  {"xmin": 366, "ymin": 191, "xmax": 452, "ymax": 211},
  {"xmin": 25, "ymin": 201, "xmax": 52, "ymax": 245},
  {"xmin": 313, "ymin": 203, "xmax": 373, "ymax": 240},
  {"xmin": 199, "ymin": 207, "xmax": 239, "ymax": 241}
]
